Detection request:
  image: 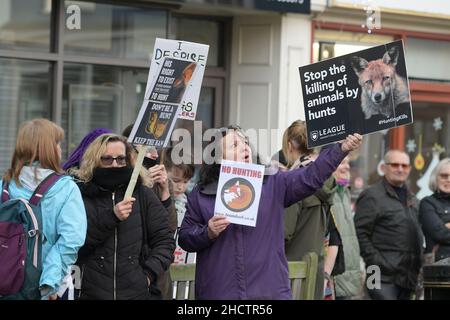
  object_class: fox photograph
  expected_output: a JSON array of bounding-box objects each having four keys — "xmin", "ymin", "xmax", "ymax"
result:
[
  {"xmin": 299, "ymin": 40, "xmax": 413, "ymax": 148},
  {"xmin": 351, "ymin": 44, "xmax": 410, "ymax": 120}
]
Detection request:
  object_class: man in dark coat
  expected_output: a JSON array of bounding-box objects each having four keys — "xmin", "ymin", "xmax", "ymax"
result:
[{"xmin": 355, "ymin": 149, "xmax": 423, "ymax": 300}]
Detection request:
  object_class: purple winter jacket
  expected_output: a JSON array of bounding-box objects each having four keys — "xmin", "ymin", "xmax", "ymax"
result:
[{"xmin": 178, "ymin": 144, "xmax": 347, "ymax": 299}]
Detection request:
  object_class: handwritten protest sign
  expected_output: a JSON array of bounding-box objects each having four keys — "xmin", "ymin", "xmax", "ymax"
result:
[
  {"xmin": 145, "ymin": 38, "xmax": 209, "ymax": 120},
  {"xmin": 128, "ymin": 39, "xmax": 209, "ymax": 148},
  {"xmin": 214, "ymin": 160, "xmax": 265, "ymax": 227},
  {"xmin": 125, "ymin": 39, "xmax": 208, "ymax": 198},
  {"xmin": 299, "ymin": 40, "xmax": 412, "ymax": 148}
]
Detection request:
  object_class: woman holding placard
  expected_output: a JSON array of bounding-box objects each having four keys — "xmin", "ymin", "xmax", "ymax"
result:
[
  {"xmin": 71, "ymin": 134, "xmax": 175, "ymax": 300},
  {"xmin": 178, "ymin": 125, "xmax": 362, "ymax": 299}
]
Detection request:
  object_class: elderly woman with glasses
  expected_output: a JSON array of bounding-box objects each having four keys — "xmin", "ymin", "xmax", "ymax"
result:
[
  {"xmin": 70, "ymin": 134, "xmax": 175, "ymax": 300},
  {"xmin": 419, "ymin": 158, "xmax": 450, "ymax": 263},
  {"xmin": 178, "ymin": 125, "xmax": 362, "ymax": 300}
]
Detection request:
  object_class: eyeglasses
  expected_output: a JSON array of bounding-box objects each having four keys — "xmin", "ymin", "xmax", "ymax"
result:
[
  {"xmin": 385, "ymin": 162, "xmax": 411, "ymax": 169},
  {"xmin": 439, "ymin": 173, "xmax": 450, "ymax": 180},
  {"xmin": 100, "ymin": 155, "xmax": 127, "ymax": 166}
]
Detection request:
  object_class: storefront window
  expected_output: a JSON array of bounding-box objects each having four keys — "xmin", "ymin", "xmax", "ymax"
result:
[
  {"xmin": 0, "ymin": 1, "xmax": 228, "ymax": 166},
  {"xmin": 62, "ymin": 63, "xmax": 148, "ymax": 154},
  {"xmin": 406, "ymin": 38, "xmax": 450, "ymax": 82},
  {"xmin": 63, "ymin": 1, "xmax": 167, "ymax": 60},
  {"xmin": 404, "ymin": 102, "xmax": 450, "ymax": 194},
  {"xmin": 196, "ymin": 87, "xmax": 215, "ymax": 129},
  {"xmin": 0, "ymin": 58, "xmax": 51, "ymax": 174},
  {"xmin": 172, "ymin": 17, "xmax": 223, "ymax": 67},
  {"xmin": 0, "ymin": 0, "xmax": 51, "ymax": 52},
  {"xmin": 313, "ymin": 30, "xmax": 393, "ymax": 63}
]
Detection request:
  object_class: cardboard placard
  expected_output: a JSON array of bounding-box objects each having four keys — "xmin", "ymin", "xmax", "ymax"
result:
[
  {"xmin": 214, "ymin": 160, "xmax": 265, "ymax": 227},
  {"xmin": 299, "ymin": 40, "xmax": 413, "ymax": 148}
]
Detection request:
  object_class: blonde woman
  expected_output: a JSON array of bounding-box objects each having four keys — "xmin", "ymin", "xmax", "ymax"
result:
[
  {"xmin": 71, "ymin": 134, "xmax": 175, "ymax": 300},
  {"xmin": 419, "ymin": 158, "xmax": 450, "ymax": 262}
]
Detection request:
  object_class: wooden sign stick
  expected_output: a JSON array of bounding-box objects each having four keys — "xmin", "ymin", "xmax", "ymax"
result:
[{"xmin": 125, "ymin": 145, "xmax": 147, "ymax": 199}]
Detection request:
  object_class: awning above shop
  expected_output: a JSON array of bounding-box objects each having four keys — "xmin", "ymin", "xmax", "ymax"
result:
[{"xmin": 156, "ymin": 0, "xmax": 310, "ymax": 14}]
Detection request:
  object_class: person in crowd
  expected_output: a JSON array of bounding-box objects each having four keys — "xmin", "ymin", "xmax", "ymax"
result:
[
  {"xmin": 355, "ymin": 149, "xmax": 423, "ymax": 300},
  {"xmin": 419, "ymin": 158, "xmax": 450, "ymax": 263},
  {"xmin": 162, "ymin": 152, "xmax": 196, "ymax": 264},
  {"xmin": 122, "ymin": 124, "xmax": 177, "ymax": 299},
  {"xmin": 331, "ymin": 156, "xmax": 362, "ymax": 300},
  {"xmin": 62, "ymin": 128, "xmax": 112, "ymax": 171},
  {"xmin": 282, "ymin": 120, "xmax": 342, "ymax": 300},
  {"xmin": 1, "ymin": 118, "xmax": 87, "ymax": 300},
  {"xmin": 71, "ymin": 134, "xmax": 175, "ymax": 299},
  {"xmin": 179, "ymin": 124, "xmax": 362, "ymax": 299}
]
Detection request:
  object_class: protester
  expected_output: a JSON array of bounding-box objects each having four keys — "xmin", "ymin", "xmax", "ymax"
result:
[
  {"xmin": 331, "ymin": 156, "xmax": 362, "ymax": 300},
  {"xmin": 419, "ymin": 158, "xmax": 450, "ymax": 263},
  {"xmin": 1, "ymin": 118, "xmax": 87, "ymax": 300},
  {"xmin": 283, "ymin": 120, "xmax": 342, "ymax": 299},
  {"xmin": 163, "ymin": 154, "xmax": 196, "ymax": 264},
  {"xmin": 179, "ymin": 124, "xmax": 362, "ymax": 299},
  {"xmin": 355, "ymin": 149, "xmax": 423, "ymax": 300},
  {"xmin": 72, "ymin": 134, "xmax": 175, "ymax": 299},
  {"xmin": 122, "ymin": 124, "xmax": 177, "ymax": 299}
]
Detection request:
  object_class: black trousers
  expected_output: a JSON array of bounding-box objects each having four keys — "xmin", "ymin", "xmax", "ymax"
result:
[{"xmin": 367, "ymin": 282, "xmax": 413, "ymax": 300}]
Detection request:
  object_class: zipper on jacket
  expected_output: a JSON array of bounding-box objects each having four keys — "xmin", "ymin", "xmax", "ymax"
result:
[{"xmin": 112, "ymin": 192, "xmax": 117, "ymax": 300}]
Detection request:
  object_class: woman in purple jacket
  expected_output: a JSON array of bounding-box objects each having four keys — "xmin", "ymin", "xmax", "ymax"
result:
[{"xmin": 178, "ymin": 125, "xmax": 362, "ymax": 299}]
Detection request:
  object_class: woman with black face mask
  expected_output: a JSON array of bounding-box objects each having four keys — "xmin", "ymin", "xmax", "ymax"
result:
[
  {"xmin": 70, "ymin": 134, "xmax": 175, "ymax": 300},
  {"xmin": 122, "ymin": 124, "xmax": 178, "ymax": 300}
]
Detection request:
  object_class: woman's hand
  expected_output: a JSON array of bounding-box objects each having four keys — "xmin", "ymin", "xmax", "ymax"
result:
[
  {"xmin": 114, "ymin": 197, "xmax": 136, "ymax": 221},
  {"xmin": 341, "ymin": 133, "xmax": 363, "ymax": 153},
  {"xmin": 207, "ymin": 215, "xmax": 230, "ymax": 239},
  {"xmin": 149, "ymin": 165, "xmax": 170, "ymax": 201}
]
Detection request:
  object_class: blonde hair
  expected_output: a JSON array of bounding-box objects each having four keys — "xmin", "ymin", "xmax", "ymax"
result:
[
  {"xmin": 282, "ymin": 120, "xmax": 313, "ymax": 167},
  {"xmin": 3, "ymin": 118, "xmax": 64, "ymax": 185},
  {"xmin": 71, "ymin": 134, "xmax": 152, "ymax": 187},
  {"xmin": 429, "ymin": 158, "xmax": 450, "ymax": 192}
]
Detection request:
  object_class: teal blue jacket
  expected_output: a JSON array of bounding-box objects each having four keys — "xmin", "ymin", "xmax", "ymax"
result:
[{"xmin": 1, "ymin": 167, "xmax": 87, "ymax": 298}]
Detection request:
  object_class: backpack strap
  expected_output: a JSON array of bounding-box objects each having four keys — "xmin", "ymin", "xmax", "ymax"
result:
[
  {"xmin": 29, "ymin": 173, "xmax": 65, "ymax": 206},
  {"xmin": 1, "ymin": 181, "xmax": 10, "ymax": 203}
]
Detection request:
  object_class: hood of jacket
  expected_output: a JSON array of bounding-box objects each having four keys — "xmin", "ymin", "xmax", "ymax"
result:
[{"xmin": 19, "ymin": 165, "xmax": 55, "ymax": 192}]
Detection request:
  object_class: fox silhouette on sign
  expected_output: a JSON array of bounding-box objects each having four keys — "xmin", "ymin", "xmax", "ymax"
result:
[{"xmin": 223, "ymin": 181, "xmax": 241, "ymax": 205}]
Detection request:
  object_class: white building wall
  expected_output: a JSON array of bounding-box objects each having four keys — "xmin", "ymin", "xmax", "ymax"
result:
[
  {"xmin": 229, "ymin": 14, "xmax": 284, "ymax": 158},
  {"xmin": 278, "ymin": 13, "xmax": 312, "ymax": 139},
  {"xmin": 229, "ymin": 13, "xmax": 313, "ymax": 155}
]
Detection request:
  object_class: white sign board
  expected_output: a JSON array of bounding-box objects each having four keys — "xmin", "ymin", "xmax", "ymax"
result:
[
  {"xmin": 214, "ymin": 160, "xmax": 265, "ymax": 227},
  {"xmin": 145, "ymin": 38, "xmax": 209, "ymax": 120}
]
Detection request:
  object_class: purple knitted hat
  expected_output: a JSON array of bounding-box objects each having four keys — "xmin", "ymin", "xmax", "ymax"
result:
[{"xmin": 62, "ymin": 128, "xmax": 113, "ymax": 170}]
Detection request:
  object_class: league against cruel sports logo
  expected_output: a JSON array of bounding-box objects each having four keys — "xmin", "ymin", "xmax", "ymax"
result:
[{"xmin": 220, "ymin": 178, "xmax": 255, "ymax": 212}]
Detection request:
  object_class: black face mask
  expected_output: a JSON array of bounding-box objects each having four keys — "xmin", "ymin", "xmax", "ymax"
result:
[
  {"xmin": 92, "ymin": 166, "xmax": 133, "ymax": 191},
  {"xmin": 142, "ymin": 156, "xmax": 159, "ymax": 169}
]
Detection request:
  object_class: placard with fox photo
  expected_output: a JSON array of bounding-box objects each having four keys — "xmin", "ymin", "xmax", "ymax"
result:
[
  {"xmin": 214, "ymin": 160, "xmax": 265, "ymax": 227},
  {"xmin": 299, "ymin": 40, "xmax": 413, "ymax": 148}
]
